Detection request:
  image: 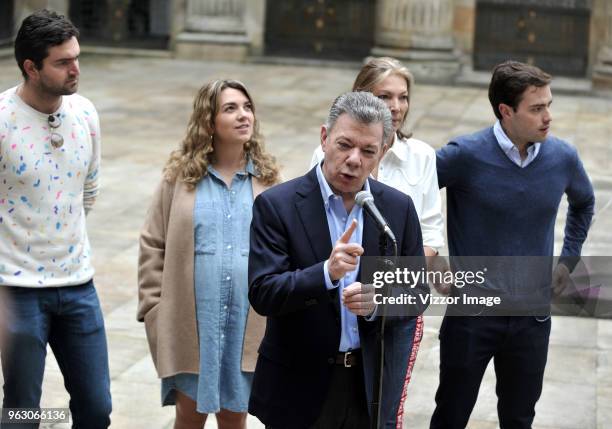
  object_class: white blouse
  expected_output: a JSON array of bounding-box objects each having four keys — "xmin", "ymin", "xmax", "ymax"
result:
[{"xmin": 310, "ymin": 134, "xmax": 445, "ymax": 250}]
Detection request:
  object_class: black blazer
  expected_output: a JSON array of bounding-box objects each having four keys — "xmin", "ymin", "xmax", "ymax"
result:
[{"xmin": 248, "ymin": 167, "xmax": 426, "ymax": 429}]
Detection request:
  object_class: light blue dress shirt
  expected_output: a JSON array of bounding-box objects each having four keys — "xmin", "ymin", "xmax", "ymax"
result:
[
  {"xmin": 494, "ymin": 120, "xmax": 541, "ymax": 168},
  {"xmin": 316, "ymin": 162, "xmax": 368, "ymax": 352}
]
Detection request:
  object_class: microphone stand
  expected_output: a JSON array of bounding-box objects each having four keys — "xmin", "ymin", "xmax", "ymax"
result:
[{"xmin": 370, "ymin": 234, "xmax": 398, "ymax": 429}]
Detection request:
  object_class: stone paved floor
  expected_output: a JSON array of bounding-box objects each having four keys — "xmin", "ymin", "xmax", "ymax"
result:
[{"xmin": 0, "ymin": 55, "xmax": 611, "ymax": 428}]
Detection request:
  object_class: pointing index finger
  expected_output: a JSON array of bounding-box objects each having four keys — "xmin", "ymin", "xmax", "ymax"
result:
[{"xmin": 338, "ymin": 219, "xmax": 358, "ymax": 244}]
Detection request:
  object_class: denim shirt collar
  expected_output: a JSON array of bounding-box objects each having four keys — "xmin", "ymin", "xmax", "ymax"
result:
[{"xmin": 208, "ymin": 157, "xmax": 258, "ymax": 181}]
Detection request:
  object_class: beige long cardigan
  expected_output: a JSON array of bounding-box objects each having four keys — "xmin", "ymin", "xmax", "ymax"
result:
[{"xmin": 137, "ymin": 175, "xmax": 268, "ymax": 377}]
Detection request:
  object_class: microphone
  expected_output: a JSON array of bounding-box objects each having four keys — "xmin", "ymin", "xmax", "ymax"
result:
[{"xmin": 355, "ymin": 191, "xmax": 396, "ymax": 243}]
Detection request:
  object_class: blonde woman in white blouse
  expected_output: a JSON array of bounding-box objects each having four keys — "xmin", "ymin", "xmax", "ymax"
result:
[{"xmin": 310, "ymin": 57, "xmax": 444, "ymax": 427}]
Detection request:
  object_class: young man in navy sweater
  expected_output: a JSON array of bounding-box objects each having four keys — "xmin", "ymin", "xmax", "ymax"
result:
[{"xmin": 430, "ymin": 61, "xmax": 595, "ymax": 428}]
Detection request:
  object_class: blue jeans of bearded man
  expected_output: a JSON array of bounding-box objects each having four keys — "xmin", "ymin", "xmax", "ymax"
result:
[{"xmin": 0, "ymin": 280, "xmax": 112, "ymax": 429}]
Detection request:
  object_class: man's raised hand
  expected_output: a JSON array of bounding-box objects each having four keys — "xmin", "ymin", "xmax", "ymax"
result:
[{"xmin": 328, "ymin": 219, "xmax": 364, "ymax": 282}]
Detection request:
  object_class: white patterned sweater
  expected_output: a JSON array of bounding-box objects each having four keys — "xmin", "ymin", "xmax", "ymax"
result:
[{"xmin": 0, "ymin": 86, "xmax": 100, "ymax": 287}]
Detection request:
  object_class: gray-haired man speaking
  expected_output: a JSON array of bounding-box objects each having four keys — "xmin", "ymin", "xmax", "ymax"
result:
[{"xmin": 247, "ymin": 92, "xmax": 427, "ymax": 429}]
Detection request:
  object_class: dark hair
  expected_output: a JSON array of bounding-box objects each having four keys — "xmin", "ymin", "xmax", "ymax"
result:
[
  {"xmin": 14, "ymin": 9, "xmax": 79, "ymax": 79},
  {"xmin": 488, "ymin": 61, "xmax": 552, "ymax": 120}
]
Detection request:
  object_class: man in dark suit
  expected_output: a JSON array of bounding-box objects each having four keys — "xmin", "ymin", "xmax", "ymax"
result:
[{"xmin": 248, "ymin": 91, "xmax": 427, "ymax": 429}]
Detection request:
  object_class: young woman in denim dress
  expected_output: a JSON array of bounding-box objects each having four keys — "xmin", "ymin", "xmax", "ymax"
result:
[{"xmin": 138, "ymin": 79, "xmax": 279, "ymax": 429}]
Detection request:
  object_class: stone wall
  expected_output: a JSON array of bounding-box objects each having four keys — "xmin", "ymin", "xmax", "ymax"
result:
[
  {"xmin": 172, "ymin": 0, "xmax": 266, "ymax": 61},
  {"xmin": 593, "ymin": 0, "xmax": 612, "ymax": 87},
  {"xmin": 372, "ymin": 0, "xmax": 460, "ymax": 83},
  {"xmin": 452, "ymin": 0, "xmax": 476, "ymax": 56},
  {"xmin": 6, "ymin": 0, "xmax": 612, "ymax": 85},
  {"xmin": 13, "ymin": 0, "xmax": 68, "ymax": 32}
]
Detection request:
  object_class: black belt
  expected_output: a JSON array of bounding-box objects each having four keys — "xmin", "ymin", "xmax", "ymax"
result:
[{"xmin": 335, "ymin": 349, "xmax": 361, "ymax": 367}]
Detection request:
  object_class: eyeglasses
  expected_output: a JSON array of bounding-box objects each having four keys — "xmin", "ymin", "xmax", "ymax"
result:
[{"xmin": 48, "ymin": 113, "xmax": 63, "ymax": 149}]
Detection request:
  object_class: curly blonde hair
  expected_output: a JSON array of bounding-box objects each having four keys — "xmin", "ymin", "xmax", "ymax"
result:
[
  {"xmin": 352, "ymin": 57, "xmax": 414, "ymax": 140},
  {"xmin": 164, "ymin": 79, "xmax": 280, "ymax": 187}
]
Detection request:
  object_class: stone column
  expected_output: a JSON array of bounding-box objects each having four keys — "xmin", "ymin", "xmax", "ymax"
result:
[
  {"xmin": 47, "ymin": 0, "xmax": 68, "ymax": 14},
  {"xmin": 174, "ymin": 0, "xmax": 250, "ymax": 61},
  {"xmin": 185, "ymin": 0, "xmax": 245, "ymax": 33},
  {"xmin": 14, "ymin": 0, "xmax": 68, "ymax": 27},
  {"xmin": 8, "ymin": 0, "xmax": 68, "ymax": 43},
  {"xmin": 371, "ymin": 0, "xmax": 460, "ymax": 83},
  {"xmin": 593, "ymin": 0, "xmax": 612, "ymax": 88}
]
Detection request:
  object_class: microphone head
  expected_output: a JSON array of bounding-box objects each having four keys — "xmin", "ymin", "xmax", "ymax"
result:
[{"xmin": 355, "ymin": 190, "xmax": 374, "ymax": 207}]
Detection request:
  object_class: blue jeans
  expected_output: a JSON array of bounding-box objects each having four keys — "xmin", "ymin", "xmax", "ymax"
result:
[
  {"xmin": 361, "ymin": 316, "xmax": 418, "ymax": 429},
  {"xmin": 0, "ymin": 280, "xmax": 111, "ymax": 429}
]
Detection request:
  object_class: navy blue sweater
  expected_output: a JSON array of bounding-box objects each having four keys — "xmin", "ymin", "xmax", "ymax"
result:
[{"xmin": 437, "ymin": 127, "xmax": 595, "ymax": 259}]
